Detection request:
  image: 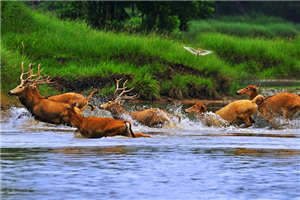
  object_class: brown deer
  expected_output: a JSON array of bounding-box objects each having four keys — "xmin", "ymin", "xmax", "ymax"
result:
[
  {"xmin": 185, "ymin": 101, "xmax": 207, "ymax": 115},
  {"xmin": 185, "ymin": 95, "xmax": 264, "ymax": 127},
  {"xmin": 8, "ymin": 62, "xmax": 78, "ymax": 125},
  {"xmin": 99, "ymin": 79, "xmax": 181, "ymax": 128},
  {"xmin": 9, "ymin": 62, "xmax": 97, "ymax": 111},
  {"xmin": 236, "ymin": 85, "xmax": 300, "ymax": 126},
  {"xmin": 48, "ymin": 89, "xmax": 98, "ymax": 111},
  {"xmin": 67, "ymin": 103, "xmax": 150, "ymax": 138}
]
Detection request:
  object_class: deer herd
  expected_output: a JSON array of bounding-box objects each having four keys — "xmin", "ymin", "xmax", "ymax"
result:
[{"xmin": 8, "ymin": 62, "xmax": 300, "ymax": 138}]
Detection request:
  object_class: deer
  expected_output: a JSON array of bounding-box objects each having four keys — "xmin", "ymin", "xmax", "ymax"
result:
[
  {"xmin": 67, "ymin": 103, "xmax": 150, "ymax": 138},
  {"xmin": 185, "ymin": 101, "xmax": 207, "ymax": 115},
  {"xmin": 48, "ymin": 88, "xmax": 98, "ymax": 111},
  {"xmin": 8, "ymin": 62, "xmax": 79, "ymax": 125},
  {"xmin": 185, "ymin": 95, "xmax": 265, "ymax": 128},
  {"xmin": 99, "ymin": 79, "xmax": 181, "ymax": 128},
  {"xmin": 236, "ymin": 85, "xmax": 300, "ymax": 127},
  {"xmin": 9, "ymin": 62, "xmax": 97, "ymax": 115}
]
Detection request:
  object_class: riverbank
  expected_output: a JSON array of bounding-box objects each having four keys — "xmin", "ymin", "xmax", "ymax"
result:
[{"xmin": 2, "ymin": 2, "xmax": 300, "ymax": 104}]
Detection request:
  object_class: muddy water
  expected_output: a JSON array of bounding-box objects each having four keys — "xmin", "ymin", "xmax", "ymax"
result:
[{"xmin": 1, "ymin": 106, "xmax": 300, "ymax": 200}]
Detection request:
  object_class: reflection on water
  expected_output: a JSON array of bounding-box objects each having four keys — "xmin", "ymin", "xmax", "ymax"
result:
[{"xmin": 1, "ymin": 107, "xmax": 300, "ymax": 200}]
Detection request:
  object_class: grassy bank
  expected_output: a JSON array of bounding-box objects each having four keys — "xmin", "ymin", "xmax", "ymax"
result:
[
  {"xmin": 186, "ymin": 15, "xmax": 300, "ymax": 39},
  {"xmin": 1, "ymin": 2, "xmax": 299, "ymax": 107}
]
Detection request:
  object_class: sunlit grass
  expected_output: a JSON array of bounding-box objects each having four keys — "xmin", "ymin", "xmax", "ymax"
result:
[
  {"xmin": 2, "ymin": 2, "xmax": 299, "ymax": 101},
  {"xmin": 187, "ymin": 16, "xmax": 299, "ymax": 39}
]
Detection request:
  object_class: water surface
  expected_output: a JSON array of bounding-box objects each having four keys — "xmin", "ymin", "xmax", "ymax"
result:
[{"xmin": 1, "ymin": 107, "xmax": 300, "ymax": 200}]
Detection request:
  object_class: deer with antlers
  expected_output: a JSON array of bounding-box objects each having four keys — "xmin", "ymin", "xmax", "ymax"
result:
[
  {"xmin": 8, "ymin": 62, "xmax": 79, "ymax": 125},
  {"xmin": 9, "ymin": 61, "xmax": 98, "ymax": 112},
  {"xmin": 99, "ymin": 79, "xmax": 181, "ymax": 128}
]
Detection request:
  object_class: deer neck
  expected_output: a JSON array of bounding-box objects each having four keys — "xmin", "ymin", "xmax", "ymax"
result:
[
  {"xmin": 110, "ymin": 105, "xmax": 128, "ymax": 119},
  {"xmin": 249, "ymin": 91, "xmax": 258, "ymax": 100},
  {"xmin": 69, "ymin": 112, "xmax": 83, "ymax": 129},
  {"xmin": 19, "ymin": 87, "xmax": 46, "ymax": 112},
  {"xmin": 18, "ymin": 87, "xmax": 36, "ymax": 112},
  {"xmin": 31, "ymin": 87, "xmax": 45, "ymax": 100}
]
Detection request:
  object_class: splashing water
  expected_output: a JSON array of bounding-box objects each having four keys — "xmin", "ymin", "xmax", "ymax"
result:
[{"xmin": 1, "ymin": 106, "xmax": 300, "ymax": 200}]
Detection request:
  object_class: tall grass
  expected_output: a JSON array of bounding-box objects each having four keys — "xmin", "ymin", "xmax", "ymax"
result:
[
  {"xmin": 2, "ymin": 2, "xmax": 299, "ymax": 102},
  {"xmin": 187, "ymin": 16, "xmax": 299, "ymax": 39},
  {"xmin": 2, "ymin": 2, "xmax": 236, "ymax": 100},
  {"xmin": 193, "ymin": 33, "xmax": 300, "ymax": 78}
]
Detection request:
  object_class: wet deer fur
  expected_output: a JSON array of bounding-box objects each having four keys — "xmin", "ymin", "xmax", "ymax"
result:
[
  {"xmin": 236, "ymin": 85, "xmax": 300, "ymax": 124},
  {"xmin": 48, "ymin": 89, "xmax": 98, "ymax": 111},
  {"xmin": 8, "ymin": 62, "xmax": 80, "ymax": 125},
  {"xmin": 99, "ymin": 79, "xmax": 181, "ymax": 127},
  {"xmin": 67, "ymin": 103, "xmax": 150, "ymax": 138},
  {"xmin": 185, "ymin": 96, "xmax": 264, "ymax": 127}
]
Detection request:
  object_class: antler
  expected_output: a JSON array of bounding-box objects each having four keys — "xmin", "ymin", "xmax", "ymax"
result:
[
  {"xmin": 114, "ymin": 79, "xmax": 138, "ymax": 101},
  {"xmin": 19, "ymin": 62, "xmax": 53, "ymax": 86},
  {"xmin": 20, "ymin": 62, "xmax": 32, "ymax": 84}
]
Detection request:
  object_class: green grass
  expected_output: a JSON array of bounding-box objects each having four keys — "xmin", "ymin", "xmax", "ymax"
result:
[
  {"xmin": 1, "ymin": 2, "xmax": 233, "ymax": 100},
  {"xmin": 161, "ymin": 74, "xmax": 215, "ymax": 98},
  {"xmin": 187, "ymin": 16, "xmax": 299, "ymax": 39},
  {"xmin": 192, "ymin": 33, "xmax": 300, "ymax": 78},
  {"xmin": 1, "ymin": 2, "xmax": 300, "ymax": 103}
]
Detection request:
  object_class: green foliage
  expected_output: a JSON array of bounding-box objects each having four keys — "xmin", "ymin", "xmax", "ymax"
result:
[
  {"xmin": 187, "ymin": 17, "xmax": 299, "ymax": 39},
  {"xmin": 132, "ymin": 74, "xmax": 160, "ymax": 100},
  {"xmin": 123, "ymin": 16, "xmax": 143, "ymax": 33},
  {"xmin": 2, "ymin": 2, "xmax": 299, "ymax": 102},
  {"xmin": 193, "ymin": 33, "xmax": 300, "ymax": 78},
  {"xmin": 1, "ymin": 2, "xmax": 37, "ymax": 34},
  {"xmin": 38, "ymin": 1, "xmax": 215, "ymax": 33},
  {"xmin": 1, "ymin": 47, "xmax": 31, "ymax": 94},
  {"xmin": 161, "ymin": 74, "xmax": 215, "ymax": 98}
]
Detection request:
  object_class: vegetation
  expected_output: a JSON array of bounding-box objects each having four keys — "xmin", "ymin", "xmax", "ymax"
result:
[
  {"xmin": 186, "ymin": 17, "xmax": 299, "ymax": 39},
  {"xmin": 1, "ymin": 2, "xmax": 300, "ymax": 107}
]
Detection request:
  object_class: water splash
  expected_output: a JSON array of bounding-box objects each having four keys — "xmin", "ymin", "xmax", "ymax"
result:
[{"xmin": 1, "ymin": 106, "xmax": 300, "ymax": 136}]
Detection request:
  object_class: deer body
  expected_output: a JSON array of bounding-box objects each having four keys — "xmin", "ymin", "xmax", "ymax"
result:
[
  {"xmin": 9, "ymin": 85, "xmax": 72, "ymax": 125},
  {"xmin": 8, "ymin": 62, "xmax": 83, "ymax": 125},
  {"xmin": 48, "ymin": 89, "xmax": 98, "ymax": 111},
  {"xmin": 257, "ymin": 92, "xmax": 300, "ymax": 121},
  {"xmin": 185, "ymin": 96, "xmax": 264, "ymax": 127},
  {"xmin": 237, "ymin": 85, "xmax": 300, "ymax": 124},
  {"xmin": 99, "ymin": 79, "xmax": 181, "ymax": 128},
  {"xmin": 67, "ymin": 104, "xmax": 150, "ymax": 138},
  {"xmin": 215, "ymin": 98, "xmax": 260, "ymax": 127},
  {"xmin": 100, "ymin": 101, "xmax": 181, "ymax": 127}
]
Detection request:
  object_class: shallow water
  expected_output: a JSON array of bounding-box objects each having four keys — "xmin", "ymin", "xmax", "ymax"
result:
[{"xmin": 1, "ymin": 107, "xmax": 300, "ymax": 200}]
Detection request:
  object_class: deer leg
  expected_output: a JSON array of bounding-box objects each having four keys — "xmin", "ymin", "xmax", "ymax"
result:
[
  {"xmin": 133, "ymin": 132, "xmax": 151, "ymax": 137},
  {"xmin": 103, "ymin": 125, "xmax": 131, "ymax": 137},
  {"xmin": 79, "ymin": 104, "xmax": 88, "ymax": 112},
  {"xmin": 88, "ymin": 104, "xmax": 96, "ymax": 111},
  {"xmin": 149, "ymin": 117, "xmax": 162, "ymax": 127},
  {"xmin": 284, "ymin": 106, "xmax": 300, "ymax": 120},
  {"xmin": 243, "ymin": 117, "xmax": 253, "ymax": 128}
]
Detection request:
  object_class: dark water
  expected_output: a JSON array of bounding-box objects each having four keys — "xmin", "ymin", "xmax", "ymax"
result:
[{"xmin": 1, "ymin": 107, "xmax": 300, "ymax": 200}]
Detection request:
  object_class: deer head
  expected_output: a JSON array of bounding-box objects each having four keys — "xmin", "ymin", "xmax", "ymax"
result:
[
  {"xmin": 99, "ymin": 79, "xmax": 138, "ymax": 114},
  {"xmin": 8, "ymin": 62, "xmax": 53, "ymax": 96},
  {"xmin": 185, "ymin": 102, "xmax": 207, "ymax": 114},
  {"xmin": 236, "ymin": 85, "xmax": 259, "ymax": 100}
]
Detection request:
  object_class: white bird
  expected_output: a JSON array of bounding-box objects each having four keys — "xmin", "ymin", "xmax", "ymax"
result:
[{"xmin": 184, "ymin": 47, "xmax": 213, "ymax": 56}]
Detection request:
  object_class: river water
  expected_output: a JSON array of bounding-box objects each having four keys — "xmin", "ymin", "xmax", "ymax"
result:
[{"xmin": 1, "ymin": 105, "xmax": 300, "ymax": 200}]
